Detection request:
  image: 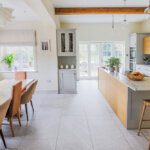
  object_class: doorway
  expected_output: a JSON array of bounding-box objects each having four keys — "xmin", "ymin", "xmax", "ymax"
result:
[{"xmin": 79, "ymin": 42, "xmax": 100, "ymax": 79}]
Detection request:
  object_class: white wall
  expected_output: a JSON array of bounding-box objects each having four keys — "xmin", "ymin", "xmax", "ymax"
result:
[
  {"xmin": 140, "ymin": 20, "xmax": 150, "ymax": 32},
  {"xmin": 61, "ymin": 22, "xmax": 141, "ymax": 71},
  {"xmin": 1, "ymin": 21, "xmax": 58, "ymax": 92}
]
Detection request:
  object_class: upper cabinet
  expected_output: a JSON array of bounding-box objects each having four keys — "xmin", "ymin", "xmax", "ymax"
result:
[
  {"xmin": 144, "ymin": 37, "xmax": 150, "ymax": 54},
  {"xmin": 57, "ymin": 29, "xmax": 76, "ymax": 56}
]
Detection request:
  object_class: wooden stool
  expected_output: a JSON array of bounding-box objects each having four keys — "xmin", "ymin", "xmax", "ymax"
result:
[{"xmin": 138, "ymin": 100, "xmax": 150, "ymax": 136}]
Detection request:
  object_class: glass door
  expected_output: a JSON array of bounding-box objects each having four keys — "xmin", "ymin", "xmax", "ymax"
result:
[
  {"xmin": 79, "ymin": 41, "xmax": 125, "ymax": 79},
  {"xmin": 79, "ymin": 44, "xmax": 89, "ymax": 78},
  {"xmin": 79, "ymin": 42, "xmax": 100, "ymax": 79},
  {"xmin": 90, "ymin": 43, "xmax": 100, "ymax": 77}
]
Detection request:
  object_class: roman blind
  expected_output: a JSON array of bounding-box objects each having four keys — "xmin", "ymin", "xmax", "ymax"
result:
[{"xmin": 0, "ymin": 30, "xmax": 36, "ymax": 46}]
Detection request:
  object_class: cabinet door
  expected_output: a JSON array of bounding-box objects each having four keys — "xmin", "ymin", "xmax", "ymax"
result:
[
  {"xmin": 57, "ymin": 29, "xmax": 76, "ymax": 56},
  {"xmin": 57, "ymin": 31, "xmax": 66, "ymax": 56},
  {"xmin": 65, "ymin": 30, "xmax": 76, "ymax": 56},
  {"xmin": 144, "ymin": 37, "xmax": 150, "ymax": 54},
  {"xmin": 59, "ymin": 70, "xmax": 76, "ymax": 93}
]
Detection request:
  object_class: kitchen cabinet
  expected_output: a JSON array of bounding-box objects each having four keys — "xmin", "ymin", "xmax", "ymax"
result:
[
  {"xmin": 129, "ymin": 33, "xmax": 150, "ymax": 71},
  {"xmin": 57, "ymin": 29, "xmax": 76, "ymax": 56},
  {"xmin": 59, "ymin": 69, "xmax": 77, "ymax": 94},
  {"xmin": 144, "ymin": 37, "xmax": 150, "ymax": 54}
]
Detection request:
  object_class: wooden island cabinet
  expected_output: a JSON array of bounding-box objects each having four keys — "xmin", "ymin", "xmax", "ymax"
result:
[{"xmin": 98, "ymin": 68, "xmax": 150, "ymax": 129}]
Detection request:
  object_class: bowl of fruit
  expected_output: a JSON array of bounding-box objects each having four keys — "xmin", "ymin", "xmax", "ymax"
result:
[{"xmin": 127, "ymin": 72, "xmax": 144, "ymax": 81}]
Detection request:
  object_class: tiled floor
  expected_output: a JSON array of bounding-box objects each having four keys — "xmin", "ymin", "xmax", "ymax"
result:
[{"xmin": 0, "ymin": 80, "xmax": 149, "ymax": 150}]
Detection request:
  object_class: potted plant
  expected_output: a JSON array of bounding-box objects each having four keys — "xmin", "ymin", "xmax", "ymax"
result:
[
  {"xmin": 106, "ymin": 57, "xmax": 120, "ymax": 72},
  {"xmin": 2, "ymin": 54, "xmax": 14, "ymax": 70},
  {"xmin": 114, "ymin": 58, "xmax": 120, "ymax": 72}
]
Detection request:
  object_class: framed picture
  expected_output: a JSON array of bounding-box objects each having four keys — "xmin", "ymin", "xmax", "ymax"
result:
[{"xmin": 41, "ymin": 41, "xmax": 49, "ymax": 50}]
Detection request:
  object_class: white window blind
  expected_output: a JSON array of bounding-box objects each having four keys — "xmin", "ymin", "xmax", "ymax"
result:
[{"xmin": 0, "ymin": 30, "xmax": 36, "ymax": 46}]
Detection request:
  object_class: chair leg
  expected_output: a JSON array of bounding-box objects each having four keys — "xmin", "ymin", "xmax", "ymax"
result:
[
  {"xmin": 25, "ymin": 104, "xmax": 29, "ymax": 122},
  {"xmin": 30, "ymin": 100, "xmax": 34, "ymax": 113},
  {"xmin": 0, "ymin": 129, "xmax": 7, "ymax": 148},
  {"xmin": 17, "ymin": 109, "xmax": 22, "ymax": 127},
  {"xmin": 138, "ymin": 103, "xmax": 146, "ymax": 136},
  {"xmin": 9, "ymin": 117, "xmax": 15, "ymax": 137}
]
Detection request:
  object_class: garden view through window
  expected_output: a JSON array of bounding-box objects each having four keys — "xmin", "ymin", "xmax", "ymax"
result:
[
  {"xmin": 0, "ymin": 45, "xmax": 35, "ymax": 72},
  {"xmin": 79, "ymin": 41, "xmax": 125, "ymax": 79}
]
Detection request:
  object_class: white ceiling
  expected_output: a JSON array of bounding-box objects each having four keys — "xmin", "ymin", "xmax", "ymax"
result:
[
  {"xmin": 53, "ymin": 0, "xmax": 150, "ymax": 23},
  {"xmin": 0, "ymin": 0, "xmax": 40, "ymax": 21},
  {"xmin": 52, "ymin": 0, "xmax": 149, "ymax": 7},
  {"xmin": 59, "ymin": 14, "xmax": 150, "ymax": 23}
]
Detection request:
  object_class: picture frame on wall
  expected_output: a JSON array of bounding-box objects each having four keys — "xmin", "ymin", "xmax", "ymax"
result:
[{"xmin": 41, "ymin": 40, "xmax": 50, "ymax": 51}]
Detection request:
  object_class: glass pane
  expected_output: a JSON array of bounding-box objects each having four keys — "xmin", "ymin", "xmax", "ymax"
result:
[
  {"xmin": 90, "ymin": 44, "xmax": 100, "ymax": 77},
  {"xmin": 69, "ymin": 33, "xmax": 73, "ymax": 52},
  {"xmin": 79, "ymin": 44, "xmax": 88, "ymax": 77},
  {"xmin": 61, "ymin": 33, "xmax": 65, "ymax": 52},
  {"xmin": 114, "ymin": 42, "xmax": 125, "ymax": 72},
  {"xmin": 102, "ymin": 42, "xmax": 113, "ymax": 66}
]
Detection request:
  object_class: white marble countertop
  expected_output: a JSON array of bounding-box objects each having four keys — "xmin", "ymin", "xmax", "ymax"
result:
[{"xmin": 99, "ymin": 68, "xmax": 150, "ymax": 91}]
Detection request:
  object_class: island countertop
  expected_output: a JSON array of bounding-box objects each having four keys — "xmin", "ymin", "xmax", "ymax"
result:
[{"xmin": 99, "ymin": 68, "xmax": 150, "ymax": 91}]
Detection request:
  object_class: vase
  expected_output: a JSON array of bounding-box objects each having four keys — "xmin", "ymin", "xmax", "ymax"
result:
[
  {"xmin": 109, "ymin": 67, "xmax": 115, "ymax": 72},
  {"xmin": 115, "ymin": 66, "xmax": 119, "ymax": 72}
]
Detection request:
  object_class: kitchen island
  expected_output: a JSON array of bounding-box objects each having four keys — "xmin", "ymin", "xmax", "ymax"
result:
[{"xmin": 98, "ymin": 68, "xmax": 150, "ymax": 129}]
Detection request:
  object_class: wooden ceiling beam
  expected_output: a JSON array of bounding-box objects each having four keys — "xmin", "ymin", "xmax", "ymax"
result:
[{"xmin": 55, "ymin": 7, "xmax": 146, "ymax": 15}]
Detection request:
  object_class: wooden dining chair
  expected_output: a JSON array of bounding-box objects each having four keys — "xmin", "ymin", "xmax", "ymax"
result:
[
  {"xmin": 0, "ymin": 100, "xmax": 11, "ymax": 148},
  {"xmin": 15, "ymin": 71, "xmax": 27, "ymax": 80},
  {"xmin": 6, "ymin": 81, "xmax": 22, "ymax": 137},
  {"xmin": 21, "ymin": 80, "xmax": 38, "ymax": 122}
]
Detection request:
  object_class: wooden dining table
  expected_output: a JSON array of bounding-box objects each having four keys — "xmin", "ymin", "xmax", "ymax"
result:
[{"xmin": 0, "ymin": 79, "xmax": 34, "ymax": 107}]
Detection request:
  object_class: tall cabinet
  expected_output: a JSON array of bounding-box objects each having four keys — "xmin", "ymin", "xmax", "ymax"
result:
[{"xmin": 57, "ymin": 29, "xmax": 77, "ymax": 94}]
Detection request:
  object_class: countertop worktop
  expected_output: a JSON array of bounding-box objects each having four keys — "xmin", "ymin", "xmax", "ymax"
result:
[{"xmin": 99, "ymin": 68, "xmax": 150, "ymax": 91}]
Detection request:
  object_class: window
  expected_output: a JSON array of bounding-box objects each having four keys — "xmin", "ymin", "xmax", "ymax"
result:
[
  {"xmin": 0, "ymin": 30, "xmax": 36, "ymax": 72},
  {"xmin": 101, "ymin": 41, "xmax": 125, "ymax": 72},
  {"xmin": 0, "ymin": 45, "xmax": 36, "ymax": 72}
]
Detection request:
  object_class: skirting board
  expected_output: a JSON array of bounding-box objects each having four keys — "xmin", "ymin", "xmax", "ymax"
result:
[{"xmin": 35, "ymin": 90, "xmax": 58, "ymax": 94}]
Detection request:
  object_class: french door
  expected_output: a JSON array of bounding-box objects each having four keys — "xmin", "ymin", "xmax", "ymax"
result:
[
  {"xmin": 78, "ymin": 41, "xmax": 125, "ymax": 79},
  {"xmin": 79, "ymin": 42, "xmax": 100, "ymax": 79}
]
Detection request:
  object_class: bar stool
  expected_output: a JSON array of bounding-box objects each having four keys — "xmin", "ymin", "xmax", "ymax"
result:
[{"xmin": 137, "ymin": 100, "xmax": 150, "ymax": 136}]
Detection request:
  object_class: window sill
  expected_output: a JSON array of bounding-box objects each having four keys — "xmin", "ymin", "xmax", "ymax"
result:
[{"xmin": 0, "ymin": 70, "xmax": 38, "ymax": 73}]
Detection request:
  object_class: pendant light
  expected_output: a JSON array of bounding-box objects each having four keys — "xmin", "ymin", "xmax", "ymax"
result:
[
  {"xmin": 0, "ymin": 3, "xmax": 14, "ymax": 28},
  {"xmin": 145, "ymin": 0, "xmax": 150, "ymax": 14},
  {"xmin": 112, "ymin": 15, "xmax": 115, "ymax": 29},
  {"xmin": 123, "ymin": 0, "xmax": 128, "ymax": 24}
]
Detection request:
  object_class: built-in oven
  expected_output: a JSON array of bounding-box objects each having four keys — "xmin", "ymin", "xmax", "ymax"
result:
[{"xmin": 130, "ymin": 48, "xmax": 136, "ymax": 59}]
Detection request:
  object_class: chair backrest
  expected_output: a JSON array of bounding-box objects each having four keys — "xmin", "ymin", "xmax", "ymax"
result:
[
  {"xmin": 7, "ymin": 81, "xmax": 22, "ymax": 117},
  {"xmin": 15, "ymin": 71, "xmax": 27, "ymax": 80},
  {"xmin": 0, "ymin": 100, "xmax": 11, "ymax": 128},
  {"xmin": 31, "ymin": 80, "xmax": 38, "ymax": 95},
  {"xmin": 21, "ymin": 80, "xmax": 38, "ymax": 104}
]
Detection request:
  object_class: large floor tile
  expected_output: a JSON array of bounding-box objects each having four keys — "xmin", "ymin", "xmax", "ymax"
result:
[{"xmin": 56, "ymin": 116, "xmax": 93, "ymax": 150}]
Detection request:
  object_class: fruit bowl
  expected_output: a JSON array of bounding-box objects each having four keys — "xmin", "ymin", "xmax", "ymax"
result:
[{"xmin": 127, "ymin": 72, "xmax": 144, "ymax": 81}]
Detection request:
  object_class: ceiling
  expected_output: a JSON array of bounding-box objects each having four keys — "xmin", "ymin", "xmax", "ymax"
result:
[
  {"xmin": 0, "ymin": 0, "xmax": 39, "ymax": 21},
  {"xmin": 52, "ymin": 0, "xmax": 149, "ymax": 8},
  {"xmin": 59, "ymin": 14, "xmax": 150, "ymax": 23},
  {"xmin": 52, "ymin": 0, "xmax": 150, "ymax": 23}
]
